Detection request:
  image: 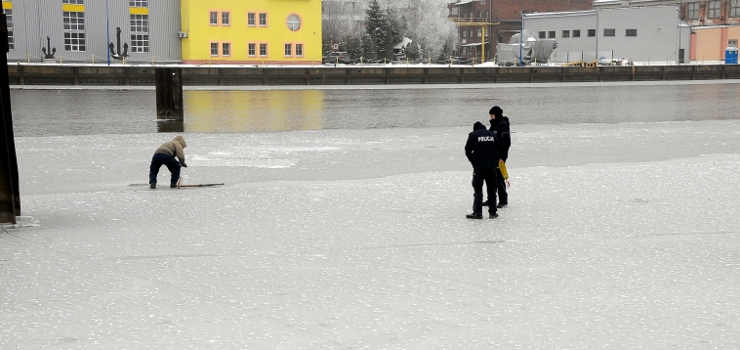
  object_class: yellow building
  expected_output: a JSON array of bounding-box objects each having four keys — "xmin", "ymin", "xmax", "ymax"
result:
[{"xmin": 181, "ymin": 0, "xmax": 322, "ymax": 65}]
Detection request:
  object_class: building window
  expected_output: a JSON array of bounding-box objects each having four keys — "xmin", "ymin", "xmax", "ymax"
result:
[
  {"xmin": 462, "ymin": 30, "xmax": 467, "ymax": 38},
  {"xmin": 259, "ymin": 13, "xmax": 267, "ymax": 26},
  {"xmin": 538, "ymin": 31, "xmax": 546, "ymax": 39},
  {"xmin": 588, "ymin": 29, "xmax": 596, "ymax": 37},
  {"xmin": 130, "ymin": 14, "xmax": 149, "ymax": 53},
  {"xmin": 131, "ymin": 34, "xmax": 148, "ymax": 53},
  {"xmin": 222, "ymin": 12, "xmax": 230, "ymax": 26},
  {"xmin": 285, "ymin": 43, "xmax": 292, "ymax": 56},
  {"xmin": 5, "ymin": 9, "xmax": 12, "ymax": 50},
  {"xmin": 63, "ymin": 12, "xmax": 86, "ymax": 52},
  {"xmin": 287, "ymin": 14, "xmax": 301, "ymax": 31},
  {"xmin": 129, "ymin": 0, "xmax": 147, "ymax": 6},
  {"xmin": 296, "ymin": 43, "xmax": 303, "ymax": 57},
  {"xmin": 626, "ymin": 29, "xmax": 637, "ymax": 37},
  {"xmin": 573, "ymin": 30, "xmax": 580, "ymax": 37},
  {"xmin": 729, "ymin": 39, "xmax": 738, "ymax": 48},
  {"xmin": 130, "ymin": 14, "xmax": 148, "ymax": 32},
  {"xmin": 248, "ymin": 43, "xmax": 256, "ymax": 56},
  {"xmin": 62, "ymin": 0, "xmax": 84, "ymax": 3},
  {"xmin": 259, "ymin": 43, "xmax": 267, "ymax": 57},
  {"xmin": 604, "ymin": 28, "xmax": 615, "ymax": 37},
  {"xmin": 688, "ymin": 2, "xmax": 699, "ymax": 19},
  {"xmin": 562, "ymin": 30, "xmax": 570, "ymax": 38},
  {"xmin": 732, "ymin": 0, "xmax": 740, "ymax": 17},
  {"xmin": 210, "ymin": 42, "xmax": 218, "ymax": 56},
  {"xmin": 248, "ymin": 13, "xmax": 255, "ymax": 26},
  {"xmin": 63, "ymin": 11, "xmax": 85, "ymax": 31},
  {"xmin": 210, "ymin": 11, "xmax": 218, "ymax": 25},
  {"xmin": 481, "ymin": 0, "xmax": 485, "ymax": 4},
  {"xmin": 64, "ymin": 32, "xmax": 85, "ymax": 52},
  {"xmin": 708, "ymin": 0, "xmax": 720, "ymax": 18},
  {"xmin": 222, "ymin": 42, "xmax": 230, "ymax": 56},
  {"xmin": 548, "ymin": 31, "xmax": 555, "ymax": 38},
  {"xmin": 477, "ymin": 29, "xmax": 482, "ymax": 37}
]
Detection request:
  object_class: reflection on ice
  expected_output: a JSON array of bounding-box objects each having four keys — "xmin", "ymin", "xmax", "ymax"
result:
[{"xmin": 10, "ymin": 81, "xmax": 740, "ymax": 136}]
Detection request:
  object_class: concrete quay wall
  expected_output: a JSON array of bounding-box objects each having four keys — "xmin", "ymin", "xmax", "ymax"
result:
[{"xmin": 8, "ymin": 64, "xmax": 740, "ymax": 86}]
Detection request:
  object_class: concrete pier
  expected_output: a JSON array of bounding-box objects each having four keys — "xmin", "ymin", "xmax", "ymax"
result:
[{"xmin": 8, "ymin": 64, "xmax": 740, "ymax": 86}]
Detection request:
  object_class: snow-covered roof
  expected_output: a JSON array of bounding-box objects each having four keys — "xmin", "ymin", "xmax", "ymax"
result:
[
  {"xmin": 393, "ymin": 37, "xmax": 413, "ymax": 50},
  {"xmin": 461, "ymin": 41, "xmax": 492, "ymax": 47},
  {"xmin": 523, "ymin": 10, "xmax": 597, "ymax": 19},
  {"xmin": 450, "ymin": 0, "xmax": 474, "ymax": 6}
]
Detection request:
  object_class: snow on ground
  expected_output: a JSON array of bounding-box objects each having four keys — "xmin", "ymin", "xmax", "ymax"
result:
[{"xmin": 2, "ymin": 120, "xmax": 740, "ymax": 349}]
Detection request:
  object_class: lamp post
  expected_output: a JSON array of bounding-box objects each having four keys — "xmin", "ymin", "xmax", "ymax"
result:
[
  {"xmin": 106, "ymin": 0, "xmax": 110, "ymax": 66},
  {"xmin": 519, "ymin": 4, "xmax": 523, "ymax": 66},
  {"xmin": 678, "ymin": 0, "xmax": 683, "ymax": 64}
]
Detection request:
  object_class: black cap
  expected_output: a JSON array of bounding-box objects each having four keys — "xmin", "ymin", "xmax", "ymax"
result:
[
  {"xmin": 489, "ymin": 106, "xmax": 503, "ymax": 116},
  {"xmin": 473, "ymin": 121, "xmax": 486, "ymax": 130}
]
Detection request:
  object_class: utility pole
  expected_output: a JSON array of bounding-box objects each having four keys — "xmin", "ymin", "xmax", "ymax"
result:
[{"xmin": 0, "ymin": 10, "xmax": 20, "ymax": 223}]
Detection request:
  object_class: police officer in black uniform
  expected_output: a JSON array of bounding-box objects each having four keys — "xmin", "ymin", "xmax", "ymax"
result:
[
  {"xmin": 465, "ymin": 121, "xmax": 500, "ymax": 219},
  {"xmin": 484, "ymin": 105, "xmax": 511, "ymax": 208}
]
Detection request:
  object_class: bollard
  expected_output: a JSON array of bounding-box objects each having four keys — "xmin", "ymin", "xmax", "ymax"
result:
[{"xmin": 155, "ymin": 68, "xmax": 184, "ymax": 121}]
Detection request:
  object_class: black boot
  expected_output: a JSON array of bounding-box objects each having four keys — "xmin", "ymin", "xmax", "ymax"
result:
[
  {"xmin": 149, "ymin": 182, "xmax": 156, "ymax": 189},
  {"xmin": 466, "ymin": 213, "xmax": 483, "ymax": 219}
]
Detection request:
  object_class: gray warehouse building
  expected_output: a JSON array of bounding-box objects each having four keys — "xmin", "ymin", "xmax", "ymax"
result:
[
  {"xmin": 5, "ymin": 0, "xmax": 181, "ymax": 64},
  {"xmin": 523, "ymin": 6, "xmax": 691, "ymax": 64}
]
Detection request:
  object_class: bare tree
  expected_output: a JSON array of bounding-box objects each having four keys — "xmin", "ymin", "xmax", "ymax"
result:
[
  {"xmin": 323, "ymin": 0, "xmax": 458, "ymax": 61},
  {"xmin": 322, "ymin": 0, "xmax": 366, "ymax": 51},
  {"xmin": 381, "ymin": 0, "xmax": 458, "ymax": 61}
]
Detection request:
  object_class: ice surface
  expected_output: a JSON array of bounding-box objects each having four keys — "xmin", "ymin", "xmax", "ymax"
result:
[{"xmin": 2, "ymin": 120, "xmax": 740, "ymax": 349}]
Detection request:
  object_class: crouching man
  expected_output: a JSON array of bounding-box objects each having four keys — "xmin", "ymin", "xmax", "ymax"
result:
[{"xmin": 149, "ymin": 135, "xmax": 187, "ymax": 189}]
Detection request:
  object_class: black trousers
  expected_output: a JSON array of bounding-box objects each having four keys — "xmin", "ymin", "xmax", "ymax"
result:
[{"xmin": 472, "ymin": 168, "xmax": 497, "ymax": 216}]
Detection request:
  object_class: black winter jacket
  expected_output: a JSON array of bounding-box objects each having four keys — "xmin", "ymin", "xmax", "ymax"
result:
[
  {"xmin": 465, "ymin": 121, "xmax": 500, "ymax": 170},
  {"xmin": 489, "ymin": 116, "xmax": 511, "ymax": 161}
]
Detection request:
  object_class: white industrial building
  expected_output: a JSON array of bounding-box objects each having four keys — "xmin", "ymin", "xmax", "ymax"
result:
[{"xmin": 523, "ymin": 6, "xmax": 691, "ymax": 64}]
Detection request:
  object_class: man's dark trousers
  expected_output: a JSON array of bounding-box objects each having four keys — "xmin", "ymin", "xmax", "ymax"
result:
[
  {"xmin": 149, "ymin": 153, "xmax": 181, "ymax": 185},
  {"xmin": 472, "ymin": 167, "xmax": 497, "ymax": 216}
]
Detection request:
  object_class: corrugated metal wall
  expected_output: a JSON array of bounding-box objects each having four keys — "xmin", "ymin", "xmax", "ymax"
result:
[{"xmin": 6, "ymin": 0, "xmax": 181, "ymax": 64}]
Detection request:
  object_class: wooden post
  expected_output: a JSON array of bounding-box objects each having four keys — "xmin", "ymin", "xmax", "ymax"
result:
[
  {"xmin": 0, "ymin": 13, "xmax": 20, "ymax": 223},
  {"xmin": 155, "ymin": 68, "xmax": 184, "ymax": 121}
]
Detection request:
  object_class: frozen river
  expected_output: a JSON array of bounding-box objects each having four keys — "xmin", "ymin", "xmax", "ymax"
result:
[
  {"xmin": 10, "ymin": 80, "xmax": 740, "ymax": 136},
  {"xmin": 2, "ymin": 81, "xmax": 740, "ymax": 349}
]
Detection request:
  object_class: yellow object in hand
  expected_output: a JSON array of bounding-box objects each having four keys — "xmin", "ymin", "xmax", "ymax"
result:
[{"xmin": 499, "ymin": 160, "xmax": 509, "ymax": 180}]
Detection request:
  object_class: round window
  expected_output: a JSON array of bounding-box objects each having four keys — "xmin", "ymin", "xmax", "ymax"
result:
[{"xmin": 287, "ymin": 14, "xmax": 301, "ymax": 31}]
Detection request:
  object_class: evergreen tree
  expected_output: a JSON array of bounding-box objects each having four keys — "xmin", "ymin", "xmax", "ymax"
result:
[
  {"xmin": 366, "ymin": 0, "xmax": 388, "ymax": 60},
  {"xmin": 363, "ymin": 33, "xmax": 377, "ymax": 61},
  {"xmin": 346, "ymin": 33, "xmax": 365, "ymax": 62},
  {"xmin": 384, "ymin": 8, "xmax": 405, "ymax": 61},
  {"xmin": 405, "ymin": 41, "xmax": 421, "ymax": 62}
]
